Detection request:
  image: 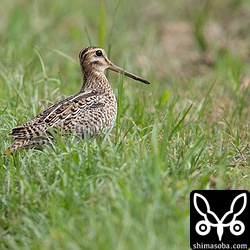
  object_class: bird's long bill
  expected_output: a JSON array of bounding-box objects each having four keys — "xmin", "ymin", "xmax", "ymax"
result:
[{"xmin": 108, "ymin": 62, "xmax": 150, "ymax": 84}]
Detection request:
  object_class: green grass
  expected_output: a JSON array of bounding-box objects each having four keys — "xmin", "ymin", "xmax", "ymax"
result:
[{"xmin": 0, "ymin": 0, "xmax": 250, "ymax": 249}]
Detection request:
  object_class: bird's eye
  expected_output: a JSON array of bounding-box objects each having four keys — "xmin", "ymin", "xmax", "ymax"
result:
[{"xmin": 95, "ymin": 50, "xmax": 103, "ymax": 57}]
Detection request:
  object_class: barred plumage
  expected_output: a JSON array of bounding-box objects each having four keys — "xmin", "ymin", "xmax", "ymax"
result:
[{"xmin": 4, "ymin": 46, "xmax": 149, "ymax": 154}]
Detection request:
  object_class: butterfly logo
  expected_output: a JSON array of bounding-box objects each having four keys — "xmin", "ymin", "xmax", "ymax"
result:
[{"xmin": 193, "ymin": 193, "xmax": 247, "ymax": 241}]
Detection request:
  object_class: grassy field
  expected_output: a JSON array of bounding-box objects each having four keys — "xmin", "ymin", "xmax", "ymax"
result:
[{"xmin": 0, "ymin": 0, "xmax": 249, "ymax": 249}]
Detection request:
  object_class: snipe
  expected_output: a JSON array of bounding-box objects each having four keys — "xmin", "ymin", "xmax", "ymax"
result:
[{"xmin": 4, "ymin": 46, "xmax": 149, "ymax": 154}]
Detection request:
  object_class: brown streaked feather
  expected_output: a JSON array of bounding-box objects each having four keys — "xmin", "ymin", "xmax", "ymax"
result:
[
  {"xmin": 9, "ymin": 90, "xmax": 107, "ymax": 139},
  {"xmin": 4, "ymin": 138, "xmax": 50, "ymax": 155}
]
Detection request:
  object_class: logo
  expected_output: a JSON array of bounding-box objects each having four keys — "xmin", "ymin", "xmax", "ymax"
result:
[
  {"xmin": 194, "ymin": 192, "xmax": 246, "ymax": 240},
  {"xmin": 190, "ymin": 190, "xmax": 250, "ymax": 250}
]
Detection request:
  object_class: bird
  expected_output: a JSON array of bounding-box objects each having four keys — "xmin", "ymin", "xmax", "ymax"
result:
[{"xmin": 3, "ymin": 46, "xmax": 150, "ymax": 155}]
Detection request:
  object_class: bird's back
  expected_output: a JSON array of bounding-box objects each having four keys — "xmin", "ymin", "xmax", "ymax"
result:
[{"xmin": 4, "ymin": 88, "xmax": 117, "ymax": 154}]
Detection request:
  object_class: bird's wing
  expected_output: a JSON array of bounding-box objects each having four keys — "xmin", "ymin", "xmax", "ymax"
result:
[{"xmin": 9, "ymin": 89, "xmax": 106, "ymax": 139}]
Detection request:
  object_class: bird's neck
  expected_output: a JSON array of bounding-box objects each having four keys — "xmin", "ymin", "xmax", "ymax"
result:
[{"xmin": 80, "ymin": 71, "xmax": 112, "ymax": 93}]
